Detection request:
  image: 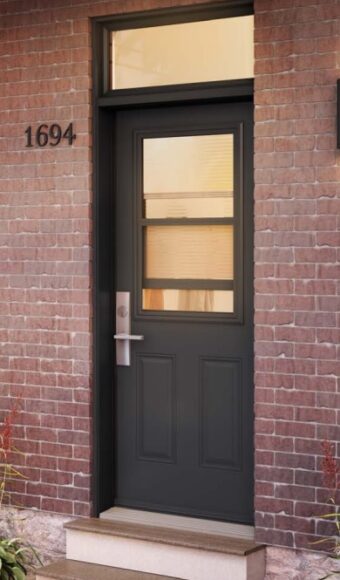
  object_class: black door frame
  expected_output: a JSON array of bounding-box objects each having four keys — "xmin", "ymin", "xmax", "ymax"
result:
[{"xmin": 92, "ymin": 1, "xmax": 254, "ymax": 517}]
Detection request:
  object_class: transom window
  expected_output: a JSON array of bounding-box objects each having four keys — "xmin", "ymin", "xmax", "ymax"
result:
[{"xmin": 109, "ymin": 15, "xmax": 254, "ymax": 90}]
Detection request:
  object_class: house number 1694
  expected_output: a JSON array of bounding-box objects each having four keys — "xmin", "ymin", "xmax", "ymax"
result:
[{"xmin": 24, "ymin": 123, "xmax": 76, "ymax": 147}]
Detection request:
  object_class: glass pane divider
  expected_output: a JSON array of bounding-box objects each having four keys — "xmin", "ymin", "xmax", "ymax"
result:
[
  {"xmin": 140, "ymin": 217, "xmax": 235, "ymax": 226},
  {"xmin": 143, "ymin": 279, "xmax": 234, "ymax": 290}
]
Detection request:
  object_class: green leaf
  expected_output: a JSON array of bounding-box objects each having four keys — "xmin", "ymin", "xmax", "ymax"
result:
[
  {"xmin": 11, "ymin": 566, "xmax": 25, "ymax": 580},
  {"xmin": 5, "ymin": 539, "xmax": 21, "ymax": 547},
  {"xmin": 0, "ymin": 547, "xmax": 8, "ymax": 559},
  {"xmin": 1, "ymin": 553, "xmax": 15, "ymax": 565},
  {"xmin": 13, "ymin": 549, "xmax": 27, "ymax": 558}
]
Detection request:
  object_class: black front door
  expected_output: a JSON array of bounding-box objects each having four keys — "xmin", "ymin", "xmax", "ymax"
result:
[{"xmin": 114, "ymin": 101, "xmax": 253, "ymax": 524}]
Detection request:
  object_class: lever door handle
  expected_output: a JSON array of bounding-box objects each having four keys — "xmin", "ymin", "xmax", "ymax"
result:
[{"xmin": 114, "ymin": 333, "xmax": 144, "ymax": 341}]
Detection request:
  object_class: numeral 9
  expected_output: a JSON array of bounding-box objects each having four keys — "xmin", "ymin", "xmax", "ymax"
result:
[{"xmin": 49, "ymin": 124, "xmax": 62, "ymax": 146}]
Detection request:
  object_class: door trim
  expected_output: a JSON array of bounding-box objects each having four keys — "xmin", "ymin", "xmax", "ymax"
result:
[{"xmin": 92, "ymin": 6, "xmax": 254, "ymax": 518}]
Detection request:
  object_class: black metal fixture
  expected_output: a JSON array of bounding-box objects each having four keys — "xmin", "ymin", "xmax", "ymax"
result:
[{"xmin": 337, "ymin": 79, "xmax": 340, "ymax": 149}]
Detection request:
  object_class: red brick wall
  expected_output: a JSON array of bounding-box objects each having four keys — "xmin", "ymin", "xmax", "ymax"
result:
[
  {"xmin": 0, "ymin": 0, "xmax": 220, "ymax": 520},
  {"xmin": 254, "ymin": 0, "xmax": 340, "ymax": 550},
  {"xmin": 0, "ymin": 0, "xmax": 339, "ymax": 552}
]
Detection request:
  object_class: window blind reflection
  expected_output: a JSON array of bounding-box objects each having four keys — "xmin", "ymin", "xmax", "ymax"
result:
[
  {"xmin": 144, "ymin": 134, "xmax": 234, "ymax": 219},
  {"xmin": 145, "ymin": 225, "xmax": 234, "ymax": 281}
]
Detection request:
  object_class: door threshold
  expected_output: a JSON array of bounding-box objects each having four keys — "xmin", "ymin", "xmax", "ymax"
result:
[{"xmin": 100, "ymin": 507, "xmax": 254, "ymax": 541}]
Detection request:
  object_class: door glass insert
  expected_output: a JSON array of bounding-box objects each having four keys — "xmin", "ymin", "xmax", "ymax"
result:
[
  {"xmin": 141, "ymin": 133, "xmax": 236, "ymax": 314},
  {"xmin": 144, "ymin": 135, "xmax": 233, "ymax": 218},
  {"xmin": 145, "ymin": 225, "xmax": 233, "ymax": 280},
  {"xmin": 110, "ymin": 16, "xmax": 254, "ymax": 90}
]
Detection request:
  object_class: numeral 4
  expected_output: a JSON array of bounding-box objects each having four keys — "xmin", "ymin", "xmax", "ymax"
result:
[{"xmin": 63, "ymin": 123, "xmax": 76, "ymax": 145}]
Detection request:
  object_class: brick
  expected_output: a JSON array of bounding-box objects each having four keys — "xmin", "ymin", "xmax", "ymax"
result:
[
  {"xmin": 275, "ymin": 326, "xmax": 315, "ymax": 342},
  {"xmin": 318, "ymin": 360, "xmax": 340, "ymax": 377},
  {"xmin": 256, "ymin": 403, "xmax": 294, "ymax": 420},
  {"xmin": 255, "ymin": 512, "xmax": 275, "ymax": 529},
  {"xmin": 295, "ymin": 502, "xmax": 324, "ymax": 518},
  {"xmin": 295, "ymin": 343, "xmax": 336, "ymax": 360},
  {"xmin": 276, "ymin": 263, "xmax": 316, "ymax": 279},
  {"xmin": 255, "ymin": 418, "xmax": 275, "ymax": 434},
  {"xmin": 74, "ymin": 502, "xmax": 91, "ymax": 517},
  {"xmin": 295, "ymin": 280, "xmax": 336, "ymax": 295},
  {"xmin": 255, "ymin": 528, "xmax": 294, "ymax": 548},
  {"xmin": 275, "ymin": 295, "xmax": 315, "ymax": 311},
  {"xmin": 316, "ymin": 393, "xmax": 340, "ymax": 409},
  {"xmin": 295, "ymin": 470, "xmax": 323, "ymax": 488},
  {"xmin": 295, "ymin": 407, "xmax": 336, "ymax": 424},
  {"xmin": 255, "ymin": 341, "xmax": 294, "ymax": 357},
  {"xmin": 295, "ymin": 312, "xmax": 336, "ymax": 328},
  {"xmin": 255, "ymin": 497, "xmax": 294, "ymax": 516},
  {"xmin": 275, "ymin": 358, "xmax": 316, "ymax": 375},
  {"xmin": 255, "ymin": 450, "xmax": 275, "ymax": 466},
  {"xmin": 295, "ymin": 375, "xmax": 336, "ymax": 392},
  {"xmin": 275, "ymin": 515, "xmax": 314, "ymax": 534},
  {"xmin": 41, "ymin": 498, "xmax": 73, "ymax": 514},
  {"xmin": 258, "ymin": 467, "xmax": 294, "ymax": 487},
  {"xmin": 256, "ymin": 435, "xmax": 294, "ymax": 453},
  {"xmin": 275, "ymin": 452, "xmax": 315, "ymax": 471}
]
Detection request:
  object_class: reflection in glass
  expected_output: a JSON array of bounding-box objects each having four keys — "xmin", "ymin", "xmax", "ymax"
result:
[
  {"xmin": 145, "ymin": 225, "xmax": 233, "ymax": 281},
  {"xmin": 144, "ymin": 134, "xmax": 233, "ymax": 218},
  {"xmin": 141, "ymin": 130, "xmax": 236, "ymax": 314},
  {"xmin": 143, "ymin": 289, "xmax": 234, "ymax": 313},
  {"xmin": 111, "ymin": 16, "xmax": 254, "ymax": 89}
]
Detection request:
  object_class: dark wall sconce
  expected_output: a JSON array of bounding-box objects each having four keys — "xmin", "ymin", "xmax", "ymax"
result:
[{"xmin": 338, "ymin": 80, "xmax": 340, "ymax": 149}]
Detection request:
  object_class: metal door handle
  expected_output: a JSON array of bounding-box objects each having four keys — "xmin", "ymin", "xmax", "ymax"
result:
[
  {"xmin": 114, "ymin": 333, "xmax": 144, "ymax": 341},
  {"xmin": 115, "ymin": 292, "xmax": 143, "ymax": 366}
]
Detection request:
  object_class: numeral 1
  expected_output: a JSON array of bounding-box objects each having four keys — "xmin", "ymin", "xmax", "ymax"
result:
[{"xmin": 24, "ymin": 126, "xmax": 33, "ymax": 147}]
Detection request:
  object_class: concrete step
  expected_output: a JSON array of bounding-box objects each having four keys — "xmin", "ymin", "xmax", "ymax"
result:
[
  {"xmin": 36, "ymin": 559, "xmax": 179, "ymax": 579},
  {"xmin": 65, "ymin": 518, "xmax": 266, "ymax": 580}
]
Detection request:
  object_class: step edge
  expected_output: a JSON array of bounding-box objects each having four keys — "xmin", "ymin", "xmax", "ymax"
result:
[
  {"xmin": 35, "ymin": 559, "xmax": 182, "ymax": 580},
  {"xmin": 65, "ymin": 518, "xmax": 265, "ymax": 556}
]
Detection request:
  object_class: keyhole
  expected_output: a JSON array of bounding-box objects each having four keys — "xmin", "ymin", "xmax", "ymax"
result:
[{"xmin": 117, "ymin": 305, "xmax": 128, "ymax": 318}]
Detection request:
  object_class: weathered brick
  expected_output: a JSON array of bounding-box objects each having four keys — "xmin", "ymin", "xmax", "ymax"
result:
[{"xmin": 254, "ymin": 0, "xmax": 339, "ymax": 552}]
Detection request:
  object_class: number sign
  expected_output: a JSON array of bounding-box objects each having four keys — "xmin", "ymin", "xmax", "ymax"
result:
[{"xmin": 25, "ymin": 123, "xmax": 76, "ymax": 147}]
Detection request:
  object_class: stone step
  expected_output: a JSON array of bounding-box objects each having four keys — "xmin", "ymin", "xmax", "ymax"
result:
[
  {"xmin": 65, "ymin": 518, "xmax": 266, "ymax": 580},
  {"xmin": 36, "ymin": 559, "xmax": 179, "ymax": 580}
]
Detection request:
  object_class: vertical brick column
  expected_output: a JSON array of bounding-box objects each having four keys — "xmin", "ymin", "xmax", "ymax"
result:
[
  {"xmin": 254, "ymin": 0, "xmax": 340, "ymax": 549},
  {"xmin": 0, "ymin": 6, "xmax": 93, "ymax": 517}
]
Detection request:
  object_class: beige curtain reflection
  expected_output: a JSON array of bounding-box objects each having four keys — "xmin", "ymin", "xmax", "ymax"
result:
[
  {"xmin": 142, "ymin": 289, "xmax": 234, "ymax": 313},
  {"xmin": 143, "ymin": 289, "xmax": 164, "ymax": 310},
  {"xmin": 178, "ymin": 290, "xmax": 214, "ymax": 311}
]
